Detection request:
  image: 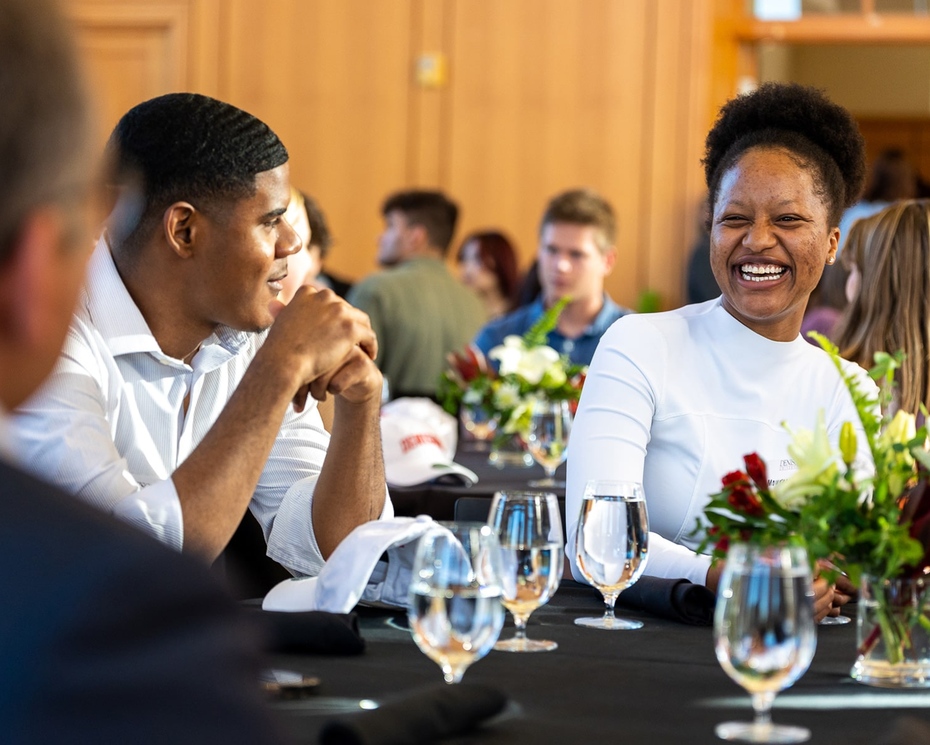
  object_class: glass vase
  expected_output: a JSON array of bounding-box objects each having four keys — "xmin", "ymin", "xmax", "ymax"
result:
[
  {"xmin": 851, "ymin": 574, "xmax": 930, "ymax": 688},
  {"xmin": 487, "ymin": 432, "xmax": 533, "ymax": 469}
]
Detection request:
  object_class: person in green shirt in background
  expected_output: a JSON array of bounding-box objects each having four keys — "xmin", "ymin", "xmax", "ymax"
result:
[{"xmin": 349, "ymin": 190, "xmax": 486, "ymax": 400}]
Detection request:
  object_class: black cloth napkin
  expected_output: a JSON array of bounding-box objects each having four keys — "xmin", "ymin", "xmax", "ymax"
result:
[
  {"xmin": 616, "ymin": 576, "xmax": 715, "ymax": 626},
  {"xmin": 244, "ymin": 608, "xmax": 365, "ymax": 655},
  {"xmin": 319, "ymin": 683, "xmax": 508, "ymax": 745}
]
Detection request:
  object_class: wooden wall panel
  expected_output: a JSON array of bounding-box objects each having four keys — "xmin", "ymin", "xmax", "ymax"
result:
[
  {"xmin": 446, "ymin": 0, "xmax": 710, "ymax": 308},
  {"xmin": 856, "ymin": 117, "xmax": 930, "ymax": 187},
  {"xmin": 640, "ymin": 0, "xmax": 714, "ymax": 307},
  {"xmin": 220, "ymin": 0, "xmax": 417, "ymax": 279},
  {"xmin": 67, "ymin": 0, "xmax": 220, "ymax": 149},
  {"xmin": 67, "ymin": 0, "xmax": 718, "ymax": 307}
]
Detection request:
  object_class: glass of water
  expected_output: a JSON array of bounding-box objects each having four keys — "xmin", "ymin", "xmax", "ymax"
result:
[
  {"xmin": 526, "ymin": 399, "xmax": 572, "ymax": 488},
  {"xmin": 489, "ymin": 491, "xmax": 564, "ymax": 652},
  {"xmin": 714, "ymin": 543, "xmax": 817, "ymax": 743},
  {"xmin": 407, "ymin": 522, "xmax": 505, "ymax": 684},
  {"xmin": 573, "ymin": 480, "xmax": 649, "ymax": 630}
]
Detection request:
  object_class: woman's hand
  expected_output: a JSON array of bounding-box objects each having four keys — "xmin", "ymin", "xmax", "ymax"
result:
[{"xmin": 812, "ymin": 577, "xmax": 835, "ymax": 623}]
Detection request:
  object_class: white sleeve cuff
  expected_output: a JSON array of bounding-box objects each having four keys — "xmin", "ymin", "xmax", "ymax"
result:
[
  {"xmin": 267, "ymin": 481, "xmax": 395, "ymax": 578},
  {"xmin": 641, "ymin": 531, "xmax": 711, "ymax": 586}
]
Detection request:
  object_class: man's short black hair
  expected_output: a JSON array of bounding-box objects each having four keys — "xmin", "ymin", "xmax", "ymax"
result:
[
  {"xmin": 703, "ymin": 82, "xmax": 866, "ymax": 228},
  {"xmin": 381, "ymin": 190, "xmax": 458, "ymax": 254},
  {"xmin": 105, "ymin": 92, "xmax": 288, "ymax": 253}
]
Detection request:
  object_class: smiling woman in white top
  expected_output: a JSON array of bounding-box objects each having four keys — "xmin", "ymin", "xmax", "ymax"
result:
[{"xmin": 566, "ymin": 83, "xmax": 874, "ymax": 622}]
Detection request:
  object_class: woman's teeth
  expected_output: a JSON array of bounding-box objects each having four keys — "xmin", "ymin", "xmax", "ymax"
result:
[{"xmin": 740, "ymin": 264, "xmax": 786, "ymax": 282}]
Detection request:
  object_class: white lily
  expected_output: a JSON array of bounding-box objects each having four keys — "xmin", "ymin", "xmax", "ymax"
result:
[
  {"xmin": 489, "ymin": 336, "xmax": 561, "ymax": 386},
  {"xmin": 492, "ymin": 381, "xmax": 522, "ymax": 411},
  {"xmin": 772, "ymin": 410, "xmax": 841, "ymax": 510}
]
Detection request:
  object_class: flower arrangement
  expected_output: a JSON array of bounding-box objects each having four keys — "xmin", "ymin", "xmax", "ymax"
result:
[
  {"xmin": 438, "ymin": 297, "xmax": 586, "ymax": 440},
  {"xmin": 698, "ymin": 334, "xmax": 930, "ymax": 676},
  {"xmin": 699, "ymin": 335, "xmax": 929, "ymax": 580}
]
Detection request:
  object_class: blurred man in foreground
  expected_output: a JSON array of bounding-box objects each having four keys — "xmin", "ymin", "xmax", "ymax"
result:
[{"xmin": 0, "ymin": 1, "xmax": 289, "ymax": 742}]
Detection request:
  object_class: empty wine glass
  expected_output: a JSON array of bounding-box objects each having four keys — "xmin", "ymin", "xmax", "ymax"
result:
[
  {"xmin": 573, "ymin": 480, "xmax": 649, "ymax": 630},
  {"xmin": 407, "ymin": 522, "xmax": 505, "ymax": 684},
  {"xmin": 714, "ymin": 543, "xmax": 817, "ymax": 743},
  {"xmin": 460, "ymin": 401, "xmax": 498, "ymax": 451},
  {"xmin": 526, "ymin": 399, "xmax": 572, "ymax": 488},
  {"xmin": 489, "ymin": 491, "xmax": 564, "ymax": 652}
]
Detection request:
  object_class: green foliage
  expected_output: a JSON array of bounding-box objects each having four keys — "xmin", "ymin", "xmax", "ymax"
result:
[
  {"xmin": 698, "ymin": 335, "xmax": 927, "ymax": 585},
  {"xmin": 523, "ymin": 296, "xmax": 570, "ymax": 348}
]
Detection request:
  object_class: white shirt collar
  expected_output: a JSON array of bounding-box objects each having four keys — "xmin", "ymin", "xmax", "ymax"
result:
[{"xmin": 84, "ymin": 236, "xmax": 252, "ymax": 362}]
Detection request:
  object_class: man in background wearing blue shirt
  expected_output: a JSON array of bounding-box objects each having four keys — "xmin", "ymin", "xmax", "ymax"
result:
[{"xmin": 473, "ymin": 188, "xmax": 631, "ymax": 366}]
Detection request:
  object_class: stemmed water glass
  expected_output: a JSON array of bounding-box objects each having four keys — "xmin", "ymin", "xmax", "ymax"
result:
[
  {"xmin": 489, "ymin": 491, "xmax": 564, "ymax": 652},
  {"xmin": 526, "ymin": 399, "xmax": 572, "ymax": 488},
  {"xmin": 573, "ymin": 480, "xmax": 649, "ymax": 630},
  {"xmin": 714, "ymin": 543, "xmax": 817, "ymax": 743},
  {"xmin": 407, "ymin": 522, "xmax": 506, "ymax": 684}
]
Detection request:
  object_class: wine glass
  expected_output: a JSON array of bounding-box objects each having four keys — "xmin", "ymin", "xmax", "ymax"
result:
[
  {"xmin": 460, "ymin": 401, "xmax": 498, "ymax": 451},
  {"xmin": 407, "ymin": 522, "xmax": 506, "ymax": 684},
  {"xmin": 489, "ymin": 491, "xmax": 564, "ymax": 652},
  {"xmin": 526, "ymin": 399, "xmax": 572, "ymax": 488},
  {"xmin": 714, "ymin": 543, "xmax": 817, "ymax": 743},
  {"xmin": 573, "ymin": 480, "xmax": 649, "ymax": 630}
]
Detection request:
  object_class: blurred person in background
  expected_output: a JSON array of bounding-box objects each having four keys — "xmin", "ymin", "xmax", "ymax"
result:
[
  {"xmin": 835, "ymin": 200, "xmax": 930, "ymax": 415},
  {"xmin": 279, "ymin": 187, "xmax": 352, "ymax": 300},
  {"xmin": 837, "ymin": 147, "xmax": 917, "ymax": 253},
  {"xmin": 455, "ymin": 230, "xmax": 520, "ymax": 319},
  {"xmin": 473, "ymin": 188, "xmax": 632, "ymax": 367},
  {"xmin": 0, "ymin": 1, "xmax": 290, "ymax": 742},
  {"xmin": 348, "ymin": 189, "xmax": 485, "ymax": 400}
]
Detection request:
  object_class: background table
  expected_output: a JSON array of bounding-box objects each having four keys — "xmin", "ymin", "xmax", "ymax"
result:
[
  {"xmin": 389, "ymin": 445, "xmax": 566, "ymax": 523},
  {"xmin": 267, "ymin": 581, "xmax": 930, "ymax": 745}
]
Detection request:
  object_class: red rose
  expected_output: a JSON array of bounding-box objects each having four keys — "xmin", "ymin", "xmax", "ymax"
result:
[
  {"xmin": 727, "ymin": 485, "xmax": 764, "ymax": 516},
  {"xmin": 743, "ymin": 453, "xmax": 768, "ymax": 492},
  {"xmin": 722, "ymin": 470, "xmax": 750, "ymax": 488}
]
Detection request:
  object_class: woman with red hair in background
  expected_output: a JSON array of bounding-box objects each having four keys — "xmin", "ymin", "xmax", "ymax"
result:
[{"xmin": 455, "ymin": 231, "xmax": 520, "ymax": 319}]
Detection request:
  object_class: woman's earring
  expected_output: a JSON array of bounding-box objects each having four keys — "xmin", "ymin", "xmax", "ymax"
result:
[{"xmin": 826, "ymin": 256, "xmax": 835, "ymax": 265}]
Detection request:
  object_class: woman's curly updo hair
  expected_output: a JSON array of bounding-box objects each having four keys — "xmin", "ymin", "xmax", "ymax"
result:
[{"xmin": 703, "ymin": 82, "xmax": 866, "ymax": 228}]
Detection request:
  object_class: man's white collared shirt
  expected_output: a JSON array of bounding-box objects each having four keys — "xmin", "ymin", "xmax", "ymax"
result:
[{"xmin": 10, "ymin": 238, "xmax": 391, "ymax": 576}]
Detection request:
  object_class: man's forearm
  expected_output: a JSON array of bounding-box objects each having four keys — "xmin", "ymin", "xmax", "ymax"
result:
[
  {"xmin": 172, "ymin": 356, "xmax": 299, "ymax": 560},
  {"xmin": 311, "ymin": 395, "xmax": 386, "ymax": 558}
]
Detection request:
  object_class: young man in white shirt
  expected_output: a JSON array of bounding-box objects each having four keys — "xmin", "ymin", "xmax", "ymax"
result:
[{"xmin": 12, "ymin": 93, "xmax": 392, "ymax": 576}]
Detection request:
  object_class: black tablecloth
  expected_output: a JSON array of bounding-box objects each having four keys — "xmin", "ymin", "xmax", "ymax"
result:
[{"xmin": 265, "ymin": 580, "xmax": 930, "ymax": 745}]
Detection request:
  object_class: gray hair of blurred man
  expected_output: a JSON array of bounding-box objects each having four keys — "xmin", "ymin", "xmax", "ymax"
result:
[{"xmin": 0, "ymin": 0, "xmax": 95, "ymax": 261}]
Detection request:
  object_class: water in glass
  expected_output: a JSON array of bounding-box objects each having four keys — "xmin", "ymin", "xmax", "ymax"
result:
[
  {"xmin": 527, "ymin": 400, "xmax": 572, "ymax": 487},
  {"xmin": 714, "ymin": 543, "xmax": 816, "ymax": 743},
  {"xmin": 490, "ymin": 491, "xmax": 564, "ymax": 652},
  {"xmin": 407, "ymin": 523, "xmax": 505, "ymax": 683},
  {"xmin": 573, "ymin": 481, "xmax": 649, "ymax": 630}
]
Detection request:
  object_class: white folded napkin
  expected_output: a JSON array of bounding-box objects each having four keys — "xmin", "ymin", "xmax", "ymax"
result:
[{"xmin": 262, "ymin": 515, "xmax": 439, "ymax": 613}]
